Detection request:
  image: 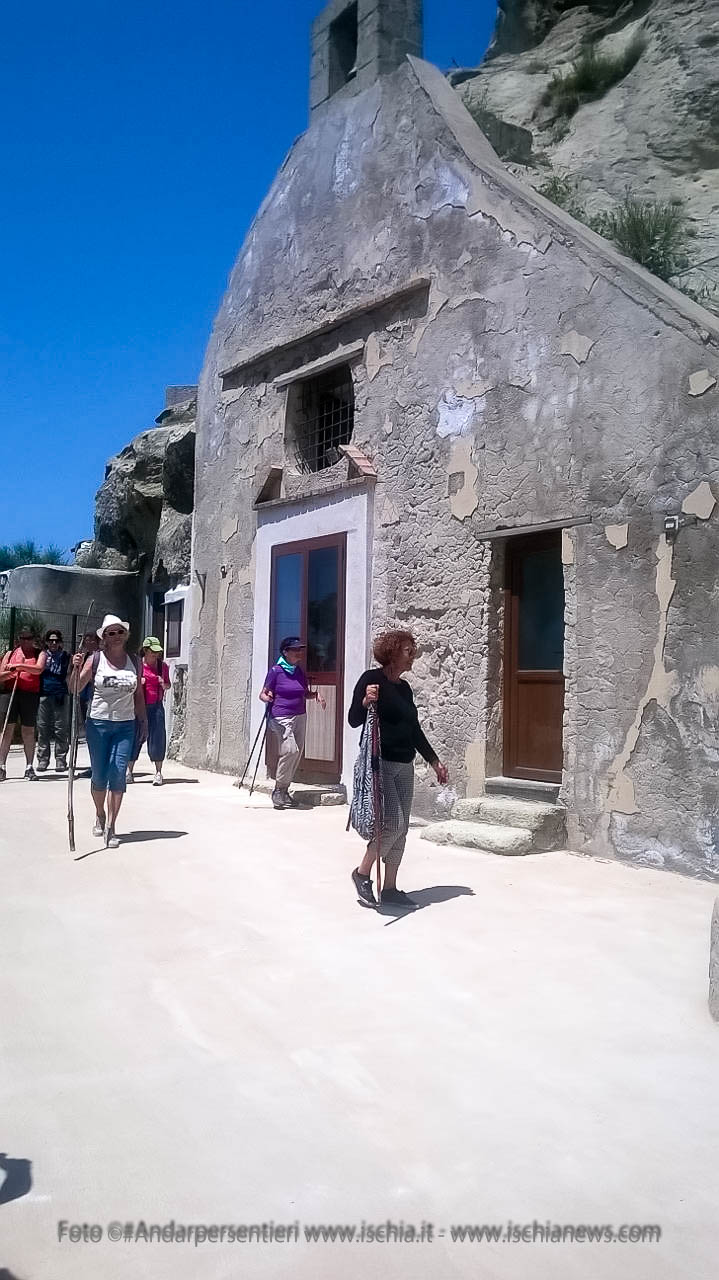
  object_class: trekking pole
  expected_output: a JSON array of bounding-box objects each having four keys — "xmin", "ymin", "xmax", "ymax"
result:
[
  {"xmin": 0, "ymin": 673, "xmax": 19, "ymax": 747},
  {"xmin": 237, "ymin": 707, "xmax": 270, "ymax": 795},
  {"xmin": 370, "ymin": 706, "xmax": 382, "ymax": 901},
  {"xmin": 67, "ymin": 600, "xmax": 95, "ymax": 853},
  {"xmin": 249, "ymin": 713, "xmax": 270, "ymax": 798}
]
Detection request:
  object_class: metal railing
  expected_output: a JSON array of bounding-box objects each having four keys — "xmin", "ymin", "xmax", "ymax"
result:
[{"xmin": 0, "ymin": 606, "xmax": 107, "ymax": 656}]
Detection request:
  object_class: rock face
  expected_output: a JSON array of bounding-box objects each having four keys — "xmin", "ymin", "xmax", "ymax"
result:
[
  {"xmin": 76, "ymin": 393, "xmax": 196, "ymax": 585},
  {"xmin": 456, "ymin": 0, "xmax": 719, "ymax": 303}
]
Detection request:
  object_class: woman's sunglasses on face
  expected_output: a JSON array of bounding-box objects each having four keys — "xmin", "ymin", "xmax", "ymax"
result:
[{"xmin": 105, "ymin": 630, "xmax": 125, "ymax": 638}]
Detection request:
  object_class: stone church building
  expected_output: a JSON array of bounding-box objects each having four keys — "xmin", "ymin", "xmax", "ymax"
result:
[{"xmin": 185, "ymin": 0, "xmax": 719, "ymax": 879}]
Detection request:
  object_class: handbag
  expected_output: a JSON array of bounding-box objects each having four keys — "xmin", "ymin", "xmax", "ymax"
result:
[{"xmin": 347, "ymin": 704, "xmax": 384, "ymax": 843}]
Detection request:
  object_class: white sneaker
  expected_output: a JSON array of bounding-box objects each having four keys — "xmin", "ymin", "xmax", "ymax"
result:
[
  {"xmin": 153, "ymin": 771, "xmax": 163, "ymax": 786},
  {"xmin": 92, "ymin": 817, "xmax": 105, "ymax": 838}
]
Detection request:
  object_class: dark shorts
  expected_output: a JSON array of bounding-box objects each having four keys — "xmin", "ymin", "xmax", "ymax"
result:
[{"xmin": 0, "ymin": 689, "xmax": 40, "ymax": 729}]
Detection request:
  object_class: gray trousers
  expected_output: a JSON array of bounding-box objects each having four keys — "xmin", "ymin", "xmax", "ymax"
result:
[
  {"xmin": 371, "ymin": 759, "xmax": 415, "ymax": 869},
  {"xmin": 269, "ymin": 714, "xmax": 307, "ymax": 791},
  {"xmin": 37, "ymin": 695, "xmax": 70, "ymax": 767}
]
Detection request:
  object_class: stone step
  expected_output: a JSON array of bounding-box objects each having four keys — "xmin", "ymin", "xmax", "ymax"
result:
[
  {"xmin": 452, "ymin": 796, "xmax": 566, "ymax": 850},
  {"xmin": 420, "ymin": 820, "xmax": 534, "ymax": 856},
  {"xmin": 234, "ymin": 778, "xmax": 346, "ymax": 807},
  {"xmin": 485, "ymin": 775, "xmax": 560, "ymax": 805}
]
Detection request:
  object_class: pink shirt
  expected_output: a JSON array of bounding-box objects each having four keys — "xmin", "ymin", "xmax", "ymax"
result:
[{"xmin": 142, "ymin": 660, "xmax": 170, "ymax": 705}]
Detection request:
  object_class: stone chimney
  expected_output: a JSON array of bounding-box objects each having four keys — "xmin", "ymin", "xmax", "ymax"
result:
[
  {"xmin": 165, "ymin": 385, "xmax": 197, "ymax": 409},
  {"xmin": 310, "ymin": 0, "xmax": 423, "ymax": 114}
]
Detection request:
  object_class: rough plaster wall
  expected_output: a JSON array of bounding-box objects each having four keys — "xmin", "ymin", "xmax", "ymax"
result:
[{"xmin": 188, "ymin": 59, "xmax": 719, "ymax": 875}]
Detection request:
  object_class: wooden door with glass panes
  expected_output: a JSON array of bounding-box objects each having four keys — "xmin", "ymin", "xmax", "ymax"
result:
[
  {"xmin": 267, "ymin": 534, "xmax": 346, "ymax": 781},
  {"xmin": 504, "ymin": 532, "xmax": 565, "ymax": 783}
]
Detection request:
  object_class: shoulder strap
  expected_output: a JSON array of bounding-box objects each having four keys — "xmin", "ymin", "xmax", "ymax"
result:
[{"xmin": 92, "ymin": 650, "xmax": 101, "ymax": 678}]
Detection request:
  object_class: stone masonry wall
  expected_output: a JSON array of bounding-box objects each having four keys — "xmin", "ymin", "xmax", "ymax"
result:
[{"xmin": 187, "ymin": 56, "xmax": 719, "ymax": 877}]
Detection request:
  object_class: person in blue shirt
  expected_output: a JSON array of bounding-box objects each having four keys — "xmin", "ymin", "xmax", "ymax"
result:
[{"xmin": 37, "ymin": 629, "xmax": 71, "ymax": 772}]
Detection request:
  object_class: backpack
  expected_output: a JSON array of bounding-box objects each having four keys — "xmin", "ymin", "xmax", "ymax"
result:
[{"xmin": 347, "ymin": 705, "xmax": 384, "ymax": 843}]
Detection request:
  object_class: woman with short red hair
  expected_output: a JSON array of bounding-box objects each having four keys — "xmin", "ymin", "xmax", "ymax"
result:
[{"xmin": 348, "ymin": 629, "xmax": 448, "ymax": 910}]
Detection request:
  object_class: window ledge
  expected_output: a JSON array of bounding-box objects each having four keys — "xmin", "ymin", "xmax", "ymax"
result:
[
  {"xmin": 252, "ymin": 475, "xmax": 374, "ymax": 512},
  {"xmin": 272, "ymin": 340, "xmax": 365, "ymax": 389}
]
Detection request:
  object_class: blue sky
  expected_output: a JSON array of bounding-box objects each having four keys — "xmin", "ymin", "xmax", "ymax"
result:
[{"xmin": 1, "ymin": 0, "xmax": 498, "ymax": 552}]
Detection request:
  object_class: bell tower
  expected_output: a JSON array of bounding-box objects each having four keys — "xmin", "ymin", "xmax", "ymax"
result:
[{"xmin": 310, "ymin": 0, "xmax": 423, "ymax": 113}]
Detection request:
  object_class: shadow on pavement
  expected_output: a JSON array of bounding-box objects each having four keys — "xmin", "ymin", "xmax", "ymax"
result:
[
  {"xmin": 0, "ymin": 1153, "xmax": 32, "ymax": 1205},
  {"xmin": 379, "ymin": 884, "xmax": 475, "ymax": 924},
  {"xmin": 136, "ymin": 778, "xmax": 199, "ymax": 786},
  {"xmin": 120, "ymin": 830, "xmax": 189, "ymax": 843},
  {"xmin": 74, "ymin": 831, "xmax": 188, "ymax": 860}
]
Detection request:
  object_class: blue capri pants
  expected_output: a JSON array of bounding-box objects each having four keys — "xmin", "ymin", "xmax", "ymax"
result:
[{"xmin": 86, "ymin": 718, "xmax": 136, "ymax": 793}]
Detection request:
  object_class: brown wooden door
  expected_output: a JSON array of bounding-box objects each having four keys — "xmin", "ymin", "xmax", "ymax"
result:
[
  {"xmin": 267, "ymin": 534, "xmax": 346, "ymax": 782},
  {"xmin": 504, "ymin": 532, "xmax": 565, "ymax": 783}
]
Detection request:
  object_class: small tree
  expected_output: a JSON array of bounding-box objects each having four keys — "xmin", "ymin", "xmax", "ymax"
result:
[{"xmin": 0, "ymin": 541, "xmax": 68, "ymax": 571}]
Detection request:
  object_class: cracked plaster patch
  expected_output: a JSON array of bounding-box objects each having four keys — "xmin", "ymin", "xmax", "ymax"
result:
[
  {"xmin": 605, "ymin": 536, "xmax": 678, "ymax": 818},
  {"xmin": 561, "ymin": 528, "xmax": 575, "ymax": 565},
  {"xmin": 682, "ymin": 481, "xmax": 716, "ymax": 520},
  {"xmin": 409, "ymin": 287, "xmax": 449, "ymax": 358},
  {"xmin": 465, "ymin": 176, "xmax": 551, "ymax": 254},
  {"xmin": 605, "ymin": 523, "xmax": 628, "ymax": 550},
  {"xmin": 365, "ymin": 332, "xmax": 392, "ymax": 382},
  {"xmin": 436, "ymin": 391, "xmax": 479, "ymax": 438},
  {"xmin": 560, "ymin": 330, "xmax": 595, "ymax": 364},
  {"xmin": 465, "ymin": 739, "xmax": 486, "ymax": 798},
  {"xmin": 700, "ymin": 666, "xmax": 719, "ymax": 698},
  {"xmin": 454, "ymin": 376, "xmax": 493, "ymax": 399},
  {"xmin": 446, "ymin": 439, "xmax": 478, "ymax": 521},
  {"xmin": 221, "ymin": 515, "xmax": 240, "ymax": 544},
  {"xmin": 688, "ymin": 369, "xmax": 717, "ymax": 397}
]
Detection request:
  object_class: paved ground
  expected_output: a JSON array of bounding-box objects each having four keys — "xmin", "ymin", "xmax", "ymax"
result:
[{"xmin": 1, "ymin": 743, "xmax": 718, "ymax": 1280}]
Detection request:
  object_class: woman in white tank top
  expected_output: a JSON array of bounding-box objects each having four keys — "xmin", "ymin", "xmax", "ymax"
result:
[{"xmin": 68, "ymin": 615, "xmax": 147, "ymax": 848}]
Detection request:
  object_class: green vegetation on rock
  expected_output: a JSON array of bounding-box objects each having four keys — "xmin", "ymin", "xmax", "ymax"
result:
[
  {"xmin": 542, "ymin": 36, "xmax": 646, "ymax": 119},
  {"xmin": 537, "ymin": 175, "xmax": 709, "ymax": 303},
  {"xmin": 591, "ymin": 195, "xmax": 690, "ymax": 282}
]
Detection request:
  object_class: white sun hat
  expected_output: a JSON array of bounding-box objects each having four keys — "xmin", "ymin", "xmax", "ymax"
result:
[{"xmin": 97, "ymin": 614, "xmax": 130, "ymax": 638}]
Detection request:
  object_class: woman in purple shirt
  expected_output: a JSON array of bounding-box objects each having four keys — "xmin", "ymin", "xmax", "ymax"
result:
[{"xmin": 260, "ymin": 637, "xmax": 325, "ymax": 809}]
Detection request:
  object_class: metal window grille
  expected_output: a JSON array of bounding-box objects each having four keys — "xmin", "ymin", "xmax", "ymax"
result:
[{"xmin": 293, "ymin": 367, "xmax": 354, "ymax": 474}]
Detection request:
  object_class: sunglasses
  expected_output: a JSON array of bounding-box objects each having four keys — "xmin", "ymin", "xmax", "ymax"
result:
[
  {"xmin": 47, "ymin": 636, "xmax": 61, "ymax": 643},
  {"xmin": 104, "ymin": 629, "xmax": 126, "ymax": 638}
]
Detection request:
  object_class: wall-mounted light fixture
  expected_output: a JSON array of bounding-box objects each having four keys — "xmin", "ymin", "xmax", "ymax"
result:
[
  {"xmin": 220, "ymin": 565, "xmax": 228, "ymax": 579},
  {"xmin": 664, "ymin": 513, "xmax": 698, "ymax": 543}
]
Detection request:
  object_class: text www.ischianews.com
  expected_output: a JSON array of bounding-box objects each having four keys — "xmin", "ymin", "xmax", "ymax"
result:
[{"xmin": 57, "ymin": 1219, "xmax": 663, "ymax": 1246}]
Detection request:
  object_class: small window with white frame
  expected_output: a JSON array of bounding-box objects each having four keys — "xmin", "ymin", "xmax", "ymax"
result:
[{"xmin": 165, "ymin": 600, "xmax": 183, "ymax": 658}]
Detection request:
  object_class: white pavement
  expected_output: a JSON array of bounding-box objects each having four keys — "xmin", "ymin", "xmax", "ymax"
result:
[{"xmin": 1, "ymin": 744, "xmax": 718, "ymax": 1280}]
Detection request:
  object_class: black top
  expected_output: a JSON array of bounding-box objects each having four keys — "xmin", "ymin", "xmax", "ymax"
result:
[
  {"xmin": 40, "ymin": 648, "xmax": 69, "ymax": 697},
  {"xmin": 348, "ymin": 669, "xmax": 438, "ymax": 765}
]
